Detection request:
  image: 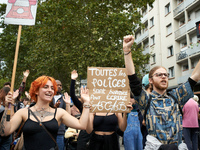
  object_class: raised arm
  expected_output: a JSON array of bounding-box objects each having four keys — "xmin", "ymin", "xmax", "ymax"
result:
[
  {"xmin": 123, "ymin": 35, "xmax": 142, "ymax": 96},
  {"xmin": 123, "ymin": 35, "xmax": 135, "ymax": 75},
  {"xmin": 0, "ymin": 92, "xmax": 23, "ymax": 136},
  {"xmin": 70, "ymin": 70, "xmax": 83, "ymax": 112},
  {"xmin": 191, "ymin": 60, "xmax": 200, "ymax": 82},
  {"xmin": 16, "ymin": 70, "xmax": 30, "ymax": 102},
  {"xmin": 61, "ymin": 87, "xmax": 90, "ymax": 130},
  {"xmin": 62, "ymin": 92, "xmax": 71, "ymax": 114}
]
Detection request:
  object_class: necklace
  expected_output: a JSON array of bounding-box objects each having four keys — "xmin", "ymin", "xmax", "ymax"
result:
[{"xmin": 34, "ymin": 106, "xmax": 51, "ymax": 121}]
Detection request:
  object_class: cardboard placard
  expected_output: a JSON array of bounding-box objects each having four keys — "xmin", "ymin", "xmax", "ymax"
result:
[{"xmin": 87, "ymin": 67, "xmax": 130, "ymax": 113}]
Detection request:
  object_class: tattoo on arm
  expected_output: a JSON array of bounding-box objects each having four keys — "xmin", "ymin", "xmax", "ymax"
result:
[{"xmin": 0, "ymin": 110, "xmax": 7, "ymax": 135}]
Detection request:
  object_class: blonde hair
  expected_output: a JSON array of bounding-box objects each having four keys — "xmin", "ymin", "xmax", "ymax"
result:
[{"xmin": 193, "ymin": 95, "xmax": 199, "ymax": 102}]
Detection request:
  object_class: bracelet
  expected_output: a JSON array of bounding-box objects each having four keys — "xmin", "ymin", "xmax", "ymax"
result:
[
  {"xmin": 83, "ymin": 103, "xmax": 90, "ymax": 109},
  {"xmin": 124, "ymin": 51, "xmax": 131, "ymax": 55}
]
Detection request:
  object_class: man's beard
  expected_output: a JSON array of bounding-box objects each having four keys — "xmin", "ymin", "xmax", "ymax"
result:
[
  {"xmin": 153, "ymin": 80, "xmax": 168, "ymax": 91},
  {"xmin": 57, "ymin": 89, "xmax": 62, "ymax": 95}
]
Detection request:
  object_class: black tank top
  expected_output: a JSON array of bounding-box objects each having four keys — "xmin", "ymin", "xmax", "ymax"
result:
[
  {"xmin": 22, "ymin": 108, "xmax": 59, "ymax": 150},
  {"xmin": 93, "ymin": 113, "xmax": 118, "ymax": 132}
]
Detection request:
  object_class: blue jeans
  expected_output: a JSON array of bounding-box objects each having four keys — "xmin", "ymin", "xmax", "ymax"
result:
[
  {"xmin": 124, "ymin": 112, "xmax": 143, "ymax": 150},
  {"xmin": 56, "ymin": 135, "xmax": 65, "ymax": 150},
  {"xmin": 0, "ymin": 134, "xmax": 12, "ymax": 150},
  {"xmin": 183, "ymin": 127, "xmax": 198, "ymax": 150}
]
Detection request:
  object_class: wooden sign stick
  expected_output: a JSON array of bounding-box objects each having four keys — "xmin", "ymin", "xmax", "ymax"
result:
[{"xmin": 6, "ymin": 25, "xmax": 22, "ymax": 121}]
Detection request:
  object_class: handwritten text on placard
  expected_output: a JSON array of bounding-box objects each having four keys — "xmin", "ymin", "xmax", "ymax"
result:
[{"xmin": 87, "ymin": 67, "xmax": 130, "ymax": 113}]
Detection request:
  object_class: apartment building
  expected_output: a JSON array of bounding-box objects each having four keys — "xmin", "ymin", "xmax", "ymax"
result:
[{"xmin": 135, "ymin": 0, "xmax": 200, "ymax": 94}]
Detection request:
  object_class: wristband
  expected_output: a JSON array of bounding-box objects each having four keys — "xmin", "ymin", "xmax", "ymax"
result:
[
  {"xmin": 83, "ymin": 103, "xmax": 90, "ymax": 109},
  {"xmin": 124, "ymin": 51, "xmax": 131, "ymax": 55}
]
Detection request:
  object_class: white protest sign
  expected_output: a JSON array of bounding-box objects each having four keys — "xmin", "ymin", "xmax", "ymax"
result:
[
  {"xmin": 87, "ymin": 67, "xmax": 130, "ymax": 113},
  {"xmin": 5, "ymin": 0, "xmax": 38, "ymax": 25}
]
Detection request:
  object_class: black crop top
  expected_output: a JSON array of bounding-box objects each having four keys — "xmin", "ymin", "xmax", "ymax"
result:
[
  {"xmin": 93, "ymin": 114, "xmax": 118, "ymax": 132},
  {"xmin": 22, "ymin": 108, "xmax": 59, "ymax": 150}
]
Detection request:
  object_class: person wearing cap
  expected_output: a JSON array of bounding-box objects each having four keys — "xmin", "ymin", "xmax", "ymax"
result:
[
  {"xmin": 182, "ymin": 95, "xmax": 199, "ymax": 150},
  {"xmin": 141, "ymin": 74, "xmax": 151, "ymax": 148},
  {"xmin": 142, "ymin": 74, "xmax": 152, "ymax": 94}
]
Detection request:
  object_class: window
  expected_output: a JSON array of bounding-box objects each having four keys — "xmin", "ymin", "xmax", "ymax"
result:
[
  {"xmin": 182, "ymin": 64, "xmax": 189, "ymax": 71},
  {"xmin": 150, "ymin": 17, "xmax": 154, "ymax": 27},
  {"xmin": 149, "ymin": 5, "xmax": 153, "ymax": 11},
  {"xmin": 195, "ymin": 9, "xmax": 200, "ymax": 18},
  {"xmin": 191, "ymin": 61, "xmax": 195, "ymax": 68},
  {"xmin": 165, "ymin": 3, "xmax": 171, "ymax": 15},
  {"xmin": 177, "ymin": 0, "xmax": 183, "ymax": 5},
  {"xmin": 144, "ymin": 23, "xmax": 148, "ymax": 31},
  {"xmin": 168, "ymin": 46, "xmax": 173, "ymax": 56},
  {"xmin": 150, "ymin": 35, "xmax": 155, "ymax": 45},
  {"xmin": 152, "ymin": 54, "xmax": 156, "ymax": 64},
  {"xmin": 168, "ymin": 67, "xmax": 174, "ymax": 78},
  {"xmin": 179, "ymin": 19, "xmax": 185, "ymax": 27},
  {"xmin": 166, "ymin": 24, "xmax": 172, "ymax": 35},
  {"xmin": 135, "ymin": 32, "xmax": 141, "ymax": 40},
  {"xmin": 188, "ymin": 13, "xmax": 191, "ymax": 21},
  {"xmin": 180, "ymin": 40, "xmax": 187, "ymax": 49},
  {"xmin": 142, "ymin": 8, "xmax": 147, "ymax": 16}
]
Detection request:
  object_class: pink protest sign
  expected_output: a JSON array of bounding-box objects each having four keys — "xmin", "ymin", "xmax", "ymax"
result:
[{"xmin": 5, "ymin": 0, "xmax": 38, "ymax": 25}]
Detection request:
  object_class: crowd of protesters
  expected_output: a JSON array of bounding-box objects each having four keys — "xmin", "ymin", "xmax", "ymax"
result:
[{"xmin": 0, "ymin": 35, "xmax": 200, "ymax": 150}]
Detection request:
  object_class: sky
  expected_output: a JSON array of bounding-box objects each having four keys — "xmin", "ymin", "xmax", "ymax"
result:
[{"xmin": 0, "ymin": 0, "xmax": 7, "ymax": 4}]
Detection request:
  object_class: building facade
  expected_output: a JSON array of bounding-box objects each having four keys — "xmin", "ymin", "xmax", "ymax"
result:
[{"xmin": 135, "ymin": 0, "xmax": 200, "ymax": 94}]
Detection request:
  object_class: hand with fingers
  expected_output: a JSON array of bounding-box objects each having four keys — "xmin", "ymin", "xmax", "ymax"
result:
[
  {"xmin": 71, "ymin": 70, "xmax": 78, "ymax": 80},
  {"xmin": 23, "ymin": 70, "xmax": 30, "ymax": 78},
  {"xmin": 54, "ymin": 100, "xmax": 61, "ymax": 108},
  {"xmin": 123, "ymin": 35, "xmax": 134, "ymax": 53},
  {"xmin": 63, "ymin": 92, "xmax": 71, "ymax": 105},
  {"xmin": 25, "ymin": 91, "xmax": 31, "ymax": 99},
  {"xmin": 126, "ymin": 102, "xmax": 133, "ymax": 111},
  {"xmin": 13, "ymin": 90, "xmax": 19, "ymax": 100},
  {"xmin": 80, "ymin": 86, "xmax": 90, "ymax": 104},
  {"xmin": 5, "ymin": 92, "xmax": 15, "ymax": 107}
]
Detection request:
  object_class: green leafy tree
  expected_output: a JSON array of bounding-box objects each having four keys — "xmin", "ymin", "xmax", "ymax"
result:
[{"xmin": 0, "ymin": 0, "xmax": 153, "ymax": 91}]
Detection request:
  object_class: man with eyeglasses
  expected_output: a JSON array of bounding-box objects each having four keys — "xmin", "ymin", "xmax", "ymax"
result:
[{"xmin": 123, "ymin": 35, "xmax": 200, "ymax": 149}]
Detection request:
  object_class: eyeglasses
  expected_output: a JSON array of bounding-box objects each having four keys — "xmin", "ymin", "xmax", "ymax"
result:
[{"xmin": 152, "ymin": 73, "xmax": 169, "ymax": 78}]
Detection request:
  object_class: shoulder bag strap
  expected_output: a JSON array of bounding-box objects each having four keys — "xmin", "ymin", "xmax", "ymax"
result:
[
  {"xmin": 144, "ymin": 94, "xmax": 152, "ymax": 121},
  {"xmin": 10, "ymin": 122, "xmax": 24, "ymax": 146},
  {"xmin": 28, "ymin": 108, "xmax": 58, "ymax": 145},
  {"xmin": 167, "ymin": 92, "xmax": 183, "ymax": 116}
]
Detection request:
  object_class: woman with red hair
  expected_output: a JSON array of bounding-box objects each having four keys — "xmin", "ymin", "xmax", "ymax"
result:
[{"xmin": 0, "ymin": 75, "xmax": 90, "ymax": 150}]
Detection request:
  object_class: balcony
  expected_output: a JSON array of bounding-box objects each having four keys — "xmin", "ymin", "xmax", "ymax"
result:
[
  {"xmin": 173, "ymin": 0, "xmax": 196, "ymax": 18},
  {"xmin": 176, "ymin": 43, "xmax": 200, "ymax": 62},
  {"xmin": 186, "ymin": 16, "xmax": 200, "ymax": 32},
  {"xmin": 174, "ymin": 25, "xmax": 186, "ymax": 40},
  {"xmin": 143, "ymin": 47, "xmax": 149, "ymax": 55},
  {"xmin": 135, "ymin": 30, "xmax": 149, "ymax": 44},
  {"xmin": 141, "ymin": 13, "xmax": 148, "ymax": 23},
  {"xmin": 185, "ymin": 0, "xmax": 197, "ymax": 9},
  {"xmin": 173, "ymin": 2, "xmax": 184, "ymax": 18}
]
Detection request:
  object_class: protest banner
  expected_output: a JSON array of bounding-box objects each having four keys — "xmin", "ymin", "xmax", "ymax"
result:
[
  {"xmin": 4, "ymin": 0, "xmax": 38, "ymax": 121},
  {"xmin": 87, "ymin": 67, "xmax": 131, "ymax": 113},
  {"xmin": 5, "ymin": 0, "xmax": 38, "ymax": 25}
]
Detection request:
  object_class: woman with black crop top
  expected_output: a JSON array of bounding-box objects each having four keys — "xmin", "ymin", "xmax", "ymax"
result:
[
  {"xmin": 0, "ymin": 75, "xmax": 90, "ymax": 150},
  {"xmin": 86, "ymin": 110, "xmax": 130, "ymax": 150},
  {"xmin": 70, "ymin": 70, "xmax": 92, "ymax": 150}
]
